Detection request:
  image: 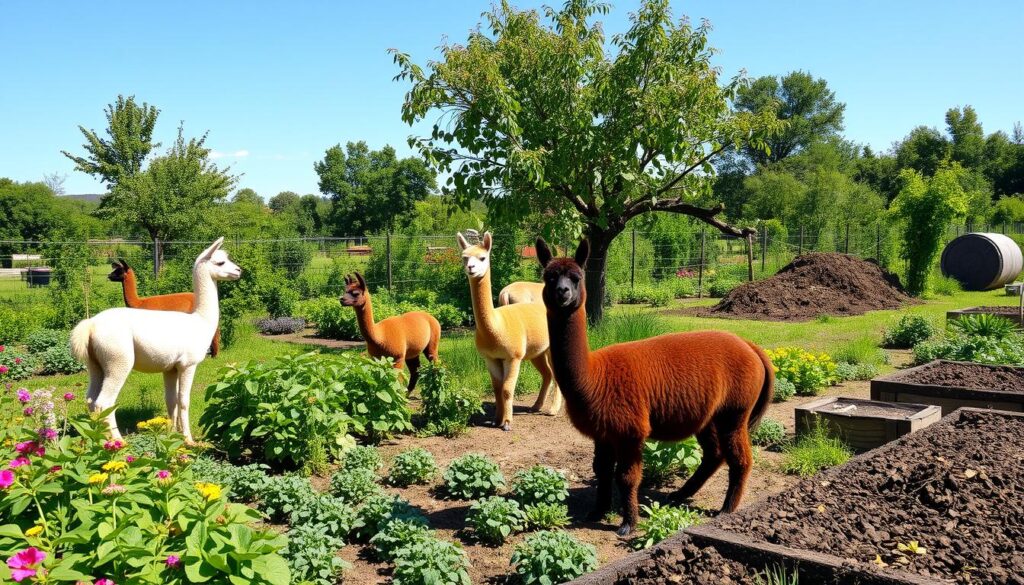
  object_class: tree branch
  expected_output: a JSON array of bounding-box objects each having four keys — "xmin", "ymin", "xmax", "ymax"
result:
[{"xmin": 631, "ymin": 199, "xmax": 755, "ymax": 237}]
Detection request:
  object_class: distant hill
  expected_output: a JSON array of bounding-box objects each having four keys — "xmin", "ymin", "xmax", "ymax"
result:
[{"xmin": 63, "ymin": 193, "xmax": 105, "ymax": 203}]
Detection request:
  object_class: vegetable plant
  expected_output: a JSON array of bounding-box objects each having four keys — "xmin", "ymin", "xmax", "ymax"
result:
[
  {"xmin": 772, "ymin": 376, "xmax": 796, "ymax": 402},
  {"xmin": 511, "ymin": 466, "xmax": 568, "ymax": 506},
  {"xmin": 443, "ymin": 453, "xmax": 505, "ymax": 500},
  {"xmin": 341, "ymin": 445, "xmax": 383, "ymax": 472},
  {"xmin": 524, "ymin": 503, "xmax": 571, "ymax": 530},
  {"xmin": 387, "ymin": 447, "xmax": 438, "ymax": 487},
  {"xmin": 330, "ymin": 467, "xmax": 382, "ymax": 506},
  {"xmin": 368, "ymin": 517, "xmax": 432, "ymax": 562},
  {"xmin": 392, "ymin": 537, "xmax": 471, "ymax": 585},
  {"xmin": 290, "ymin": 494, "xmax": 356, "ymax": 540},
  {"xmin": 631, "ymin": 502, "xmax": 702, "ymax": 550},
  {"xmin": 283, "ymin": 524, "xmax": 348, "ymax": 585},
  {"xmin": 750, "ymin": 418, "xmax": 787, "ymax": 449},
  {"xmin": 188, "ymin": 456, "xmax": 268, "ymax": 503},
  {"xmin": 255, "ymin": 474, "xmax": 317, "ymax": 523},
  {"xmin": 419, "ymin": 360, "xmax": 483, "ymax": 437},
  {"xmin": 511, "ymin": 530, "xmax": 597, "ymax": 585},
  {"xmin": 467, "ymin": 496, "xmax": 527, "ymax": 545},
  {"xmin": 25, "ymin": 328, "xmax": 68, "ymax": 353},
  {"xmin": 351, "ymin": 493, "xmax": 422, "ymax": 543},
  {"xmin": 642, "ymin": 438, "xmax": 701, "ymax": 485},
  {"xmin": 883, "ymin": 315, "xmax": 935, "ymax": 348},
  {"xmin": 781, "ymin": 421, "xmax": 852, "ymax": 476}
]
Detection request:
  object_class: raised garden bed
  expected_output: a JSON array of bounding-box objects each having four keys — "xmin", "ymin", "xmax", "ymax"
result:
[
  {"xmin": 871, "ymin": 360, "xmax": 1024, "ymax": 415},
  {"xmin": 947, "ymin": 306, "xmax": 1023, "ymax": 328},
  {"xmin": 795, "ymin": 397, "xmax": 941, "ymax": 453}
]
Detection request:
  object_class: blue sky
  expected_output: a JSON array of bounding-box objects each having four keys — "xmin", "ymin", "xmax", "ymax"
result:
[{"xmin": 3, "ymin": 1, "xmax": 1021, "ymax": 198}]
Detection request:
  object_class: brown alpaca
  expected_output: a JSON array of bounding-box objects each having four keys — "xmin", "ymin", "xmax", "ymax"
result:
[
  {"xmin": 107, "ymin": 260, "xmax": 220, "ymax": 357},
  {"xmin": 498, "ymin": 281, "xmax": 545, "ymax": 306},
  {"xmin": 340, "ymin": 272, "xmax": 440, "ymax": 392},
  {"xmin": 535, "ymin": 238, "xmax": 773, "ymax": 536}
]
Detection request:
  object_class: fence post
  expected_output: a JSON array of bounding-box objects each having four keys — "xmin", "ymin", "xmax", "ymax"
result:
[
  {"xmin": 746, "ymin": 233, "xmax": 754, "ymax": 282},
  {"xmin": 152, "ymin": 238, "xmax": 161, "ymax": 277},
  {"xmin": 386, "ymin": 231, "xmax": 393, "ymax": 291},
  {"xmin": 698, "ymin": 228, "xmax": 706, "ymax": 299},
  {"xmin": 798, "ymin": 225, "xmax": 804, "ymax": 255},
  {"xmin": 630, "ymin": 228, "xmax": 636, "ymax": 290},
  {"xmin": 760, "ymin": 227, "xmax": 767, "ymax": 272},
  {"xmin": 845, "ymin": 223, "xmax": 850, "ymax": 254}
]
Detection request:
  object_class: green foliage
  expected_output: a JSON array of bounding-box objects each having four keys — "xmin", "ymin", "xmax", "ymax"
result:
[
  {"xmin": 834, "ymin": 361, "xmax": 879, "ymax": 382},
  {"xmin": 330, "ymin": 467, "xmax": 382, "ymax": 506},
  {"xmin": 949, "ymin": 313, "xmax": 1017, "ymax": 339},
  {"xmin": 0, "ymin": 180, "xmax": 75, "ymax": 269},
  {"xmin": 883, "ymin": 315, "xmax": 936, "ymax": 348},
  {"xmin": 781, "ymin": 421, "xmax": 853, "ymax": 476},
  {"xmin": 187, "ymin": 457, "xmax": 268, "ymax": 504},
  {"xmin": 0, "ymin": 306, "xmax": 36, "ymax": 344},
  {"xmin": 282, "ymin": 524, "xmax": 348, "ymax": 585},
  {"xmin": 913, "ymin": 314, "xmax": 1024, "ymax": 366},
  {"xmin": 0, "ymin": 347, "xmax": 34, "ymax": 380},
  {"xmin": 25, "ymin": 329, "xmax": 67, "ymax": 354},
  {"xmin": 511, "ymin": 466, "xmax": 569, "ymax": 506},
  {"xmin": 619, "ymin": 284, "xmax": 672, "ymax": 307},
  {"xmin": 524, "ymin": 503, "xmax": 571, "ymax": 530},
  {"xmin": 467, "ymin": 496, "xmax": 527, "ymax": 545},
  {"xmin": 772, "ymin": 377, "xmax": 796, "ymax": 403},
  {"xmin": 642, "ymin": 438, "xmax": 701, "ymax": 485},
  {"xmin": 45, "ymin": 240, "xmax": 92, "ymax": 328},
  {"xmin": 289, "ymin": 494, "xmax": 357, "ymax": 541},
  {"xmin": 39, "ymin": 344, "xmax": 84, "ymax": 375},
  {"xmin": 296, "ymin": 293, "xmax": 466, "ymax": 340},
  {"xmin": 392, "ymin": 537, "xmax": 472, "ymax": 585},
  {"xmin": 832, "ymin": 336, "xmax": 887, "ymax": 366},
  {"xmin": 766, "ymin": 347, "xmax": 838, "ymax": 395},
  {"xmin": 755, "ymin": 565, "xmax": 800, "ymax": 585},
  {"xmin": 418, "ymin": 360, "xmax": 483, "ymax": 437},
  {"xmin": 443, "ymin": 453, "xmax": 505, "ymax": 500},
  {"xmin": 930, "ymin": 274, "xmax": 963, "ymax": 297},
  {"xmin": 61, "ymin": 94, "xmax": 159, "ymax": 187},
  {"xmin": 254, "ymin": 474, "xmax": 317, "ymax": 524},
  {"xmin": 351, "ymin": 494, "xmax": 422, "ymax": 543},
  {"xmin": 511, "ymin": 530, "xmax": 598, "ymax": 585},
  {"xmin": 708, "ymin": 277, "xmax": 741, "ymax": 298},
  {"xmin": 588, "ymin": 311, "xmax": 670, "ymax": 350},
  {"xmin": 387, "ymin": 448, "xmax": 439, "ymax": 487},
  {"xmin": 751, "ymin": 418, "xmax": 787, "ymax": 449},
  {"xmin": 341, "ymin": 445, "xmax": 383, "ymax": 472},
  {"xmin": 631, "ymin": 502, "xmax": 702, "ymax": 550},
  {"xmin": 369, "ymin": 517, "xmax": 432, "ymax": 562}
]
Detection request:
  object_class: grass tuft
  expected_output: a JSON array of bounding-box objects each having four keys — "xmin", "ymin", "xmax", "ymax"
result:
[{"xmin": 780, "ymin": 420, "xmax": 852, "ymax": 476}]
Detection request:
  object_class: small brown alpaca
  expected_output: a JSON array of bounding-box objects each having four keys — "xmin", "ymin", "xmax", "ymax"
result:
[
  {"xmin": 340, "ymin": 272, "xmax": 440, "ymax": 392},
  {"xmin": 107, "ymin": 259, "xmax": 220, "ymax": 357},
  {"xmin": 536, "ymin": 238, "xmax": 773, "ymax": 536},
  {"xmin": 498, "ymin": 281, "xmax": 545, "ymax": 306}
]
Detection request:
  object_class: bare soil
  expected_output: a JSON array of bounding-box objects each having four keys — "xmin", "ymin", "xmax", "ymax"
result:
[
  {"xmin": 694, "ymin": 253, "xmax": 912, "ymax": 322},
  {"xmin": 893, "ymin": 361, "xmax": 1024, "ymax": 393},
  {"xmin": 260, "ymin": 327, "xmax": 363, "ymax": 350}
]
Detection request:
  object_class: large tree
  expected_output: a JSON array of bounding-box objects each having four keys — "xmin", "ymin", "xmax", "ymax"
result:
[
  {"xmin": 734, "ymin": 71, "xmax": 845, "ymax": 166},
  {"xmin": 61, "ymin": 95, "xmax": 160, "ymax": 187},
  {"xmin": 0, "ymin": 180, "xmax": 72, "ymax": 267},
  {"xmin": 314, "ymin": 141, "xmax": 435, "ymax": 235},
  {"xmin": 393, "ymin": 0, "xmax": 779, "ymax": 322}
]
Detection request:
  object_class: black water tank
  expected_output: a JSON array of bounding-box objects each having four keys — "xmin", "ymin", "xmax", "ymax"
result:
[{"xmin": 940, "ymin": 232, "xmax": 1023, "ymax": 291}]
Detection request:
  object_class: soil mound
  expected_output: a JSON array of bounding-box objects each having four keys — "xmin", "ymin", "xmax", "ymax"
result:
[{"xmin": 706, "ymin": 253, "xmax": 911, "ymax": 321}]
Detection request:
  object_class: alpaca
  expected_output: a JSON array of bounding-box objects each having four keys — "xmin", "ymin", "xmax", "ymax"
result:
[
  {"xmin": 535, "ymin": 237, "xmax": 773, "ymax": 536},
  {"xmin": 340, "ymin": 271, "xmax": 440, "ymax": 392},
  {"xmin": 71, "ymin": 238, "xmax": 240, "ymax": 442},
  {"xmin": 108, "ymin": 259, "xmax": 220, "ymax": 357},
  {"xmin": 458, "ymin": 231, "xmax": 560, "ymax": 430},
  {"xmin": 498, "ymin": 281, "xmax": 545, "ymax": 306}
]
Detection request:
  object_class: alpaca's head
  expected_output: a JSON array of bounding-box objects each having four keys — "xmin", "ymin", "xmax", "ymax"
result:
[
  {"xmin": 194, "ymin": 237, "xmax": 242, "ymax": 282},
  {"xmin": 536, "ymin": 237, "xmax": 589, "ymax": 312},
  {"xmin": 340, "ymin": 272, "xmax": 369, "ymax": 307},
  {"xmin": 107, "ymin": 259, "xmax": 131, "ymax": 283},
  {"xmin": 457, "ymin": 231, "xmax": 492, "ymax": 279}
]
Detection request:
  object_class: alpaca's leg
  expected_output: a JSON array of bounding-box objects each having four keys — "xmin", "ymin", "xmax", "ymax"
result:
[
  {"xmin": 719, "ymin": 420, "xmax": 754, "ymax": 513},
  {"xmin": 175, "ymin": 366, "xmax": 198, "ymax": 444},
  {"xmin": 93, "ymin": 367, "xmax": 130, "ymax": 440},
  {"xmin": 614, "ymin": 440, "xmax": 645, "ymax": 536},
  {"xmin": 530, "ymin": 352, "xmax": 561, "ymax": 415},
  {"xmin": 425, "ymin": 325, "xmax": 440, "ymax": 362},
  {"xmin": 484, "ymin": 357, "xmax": 505, "ymax": 427},
  {"xmin": 85, "ymin": 356, "xmax": 104, "ymax": 411},
  {"xmin": 498, "ymin": 358, "xmax": 522, "ymax": 432},
  {"xmin": 587, "ymin": 441, "xmax": 616, "ymax": 521},
  {"xmin": 210, "ymin": 328, "xmax": 220, "ymax": 358},
  {"xmin": 672, "ymin": 426, "xmax": 724, "ymax": 502},
  {"xmin": 406, "ymin": 355, "xmax": 421, "ymax": 393},
  {"xmin": 162, "ymin": 370, "xmax": 179, "ymax": 430}
]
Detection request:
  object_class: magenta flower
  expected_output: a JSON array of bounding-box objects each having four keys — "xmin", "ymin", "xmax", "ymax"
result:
[
  {"xmin": 156, "ymin": 470, "xmax": 171, "ymax": 481},
  {"xmin": 0, "ymin": 366, "xmax": 8, "ymax": 375},
  {"xmin": 95, "ymin": 579, "xmax": 116, "ymax": 585},
  {"xmin": 0, "ymin": 470, "xmax": 14, "ymax": 488},
  {"xmin": 125, "ymin": 455, "xmax": 135, "ymax": 463},
  {"xmin": 0, "ymin": 345, "xmax": 5, "ymax": 352},
  {"xmin": 22, "ymin": 407, "xmax": 34, "ymax": 416},
  {"xmin": 9, "ymin": 457, "xmax": 30, "ymax": 469},
  {"xmin": 14, "ymin": 442, "xmax": 36, "ymax": 455},
  {"xmin": 165, "ymin": 555, "xmax": 181, "ymax": 568},
  {"xmin": 34, "ymin": 446, "xmax": 45, "ymax": 457},
  {"xmin": 38, "ymin": 428, "xmax": 57, "ymax": 441},
  {"xmin": 13, "ymin": 358, "xmax": 20, "ymax": 365},
  {"xmin": 48, "ymin": 465, "xmax": 62, "ymax": 474},
  {"xmin": 7, "ymin": 547, "xmax": 46, "ymax": 582},
  {"xmin": 103, "ymin": 439, "xmax": 125, "ymax": 451},
  {"xmin": 63, "ymin": 392, "xmax": 75, "ymax": 401}
]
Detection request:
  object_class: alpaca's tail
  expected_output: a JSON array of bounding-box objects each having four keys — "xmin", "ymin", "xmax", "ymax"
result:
[
  {"xmin": 69, "ymin": 319, "xmax": 94, "ymax": 364},
  {"xmin": 747, "ymin": 342, "xmax": 775, "ymax": 431},
  {"xmin": 498, "ymin": 289, "xmax": 511, "ymax": 306}
]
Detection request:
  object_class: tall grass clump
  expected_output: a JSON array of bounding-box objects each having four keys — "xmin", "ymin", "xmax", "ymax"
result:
[
  {"xmin": 589, "ymin": 311, "xmax": 670, "ymax": 349},
  {"xmin": 781, "ymin": 420, "xmax": 852, "ymax": 476}
]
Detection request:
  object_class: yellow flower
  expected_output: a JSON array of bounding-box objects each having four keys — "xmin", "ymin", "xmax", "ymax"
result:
[
  {"xmin": 195, "ymin": 482, "xmax": 222, "ymax": 502},
  {"xmin": 137, "ymin": 416, "xmax": 172, "ymax": 431},
  {"xmin": 102, "ymin": 461, "xmax": 128, "ymax": 473},
  {"xmin": 25, "ymin": 526, "xmax": 43, "ymax": 537},
  {"xmin": 88, "ymin": 473, "xmax": 109, "ymax": 485}
]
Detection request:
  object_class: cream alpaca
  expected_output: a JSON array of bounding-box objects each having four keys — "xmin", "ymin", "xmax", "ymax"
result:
[
  {"xmin": 498, "ymin": 281, "xmax": 545, "ymax": 306},
  {"xmin": 70, "ymin": 238, "xmax": 240, "ymax": 442},
  {"xmin": 459, "ymin": 231, "xmax": 560, "ymax": 430}
]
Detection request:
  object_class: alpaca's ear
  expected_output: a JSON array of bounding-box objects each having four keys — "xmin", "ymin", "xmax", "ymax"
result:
[
  {"xmin": 119, "ymin": 258, "xmax": 130, "ymax": 270},
  {"xmin": 343, "ymin": 274, "xmax": 351, "ymax": 285},
  {"xmin": 574, "ymin": 239, "xmax": 590, "ymax": 268},
  {"xmin": 456, "ymin": 232, "xmax": 469, "ymax": 250},
  {"xmin": 110, "ymin": 261, "xmax": 120, "ymax": 271},
  {"xmin": 536, "ymin": 237, "xmax": 552, "ymax": 267},
  {"xmin": 197, "ymin": 237, "xmax": 225, "ymax": 262},
  {"xmin": 354, "ymin": 271, "xmax": 367, "ymax": 289},
  {"xmin": 482, "ymin": 231, "xmax": 492, "ymax": 252}
]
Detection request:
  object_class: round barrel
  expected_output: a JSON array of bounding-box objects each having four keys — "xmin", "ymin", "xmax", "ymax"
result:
[{"xmin": 940, "ymin": 232, "xmax": 1023, "ymax": 291}]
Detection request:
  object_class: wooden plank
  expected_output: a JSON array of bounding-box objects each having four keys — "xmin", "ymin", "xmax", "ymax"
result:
[{"xmin": 871, "ymin": 360, "xmax": 1024, "ymax": 416}]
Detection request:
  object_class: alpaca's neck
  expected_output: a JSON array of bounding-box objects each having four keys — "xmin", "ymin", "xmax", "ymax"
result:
[
  {"xmin": 548, "ymin": 304, "xmax": 593, "ymax": 405},
  {"xmin": 354, "ymin": 295, "xmax": 383, "ymax": 347},
  {"xmin": 468, "ymin": 271, "xmax": 498, "ymax": 333},
  {"xmin": 192, "ymin": 267, "xmax": 219, "ymax": 325},
  {"xmin": 122, "ymin": 270, "xmax": 142, "ymax": 307}
]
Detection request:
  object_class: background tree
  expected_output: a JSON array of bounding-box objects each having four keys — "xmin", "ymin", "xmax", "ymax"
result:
[
  {"xmin": 314, "ymin": 141, "xmax": 435, "ymax": 235},
  {"xmin": 945, "ymin": 106, "xmax": 985, "ymax": 169},
  {"xmin": 232, "ymin": 188, "xmax": 264, "ymax": 206},
  {"xmin": 894, "ymin": 126, "xmax": 951, "ymax": 177},
  {"xmin": 42, "ymin": 172, "xmax": 67, "ymax": 195},
  {"xmin": 393, "ymin": 0, "xmax": 780, "ymax": 322},
  {"xmin": 61, "ymin": 95, "xmax": 160, "ymax": 187},
  {"xmin": 0, "ymin": 180, "xmax": 72, "ymax": 267},
  {"xmin": 268, "ymin": 190, "xmax": 301, "ymax": 212},
  {"xmin": 734, "ymin": 71, "xmax": 845, "ymax": 166}
]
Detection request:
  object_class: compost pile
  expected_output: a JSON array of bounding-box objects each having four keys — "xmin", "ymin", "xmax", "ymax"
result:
[{"xmin": 707, "ymin": 253, "xmax": 911, "ymax": 321}]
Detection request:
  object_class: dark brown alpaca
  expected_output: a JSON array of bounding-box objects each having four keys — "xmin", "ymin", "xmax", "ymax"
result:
[{"xmin": 535, "ymin": 238, "xmax": 773, "ymax": 535}]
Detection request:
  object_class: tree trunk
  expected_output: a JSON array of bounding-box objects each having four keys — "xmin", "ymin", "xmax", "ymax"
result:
[{"xmin": 583, "ymin": 228, "xmax": 616, "ymax": 325}]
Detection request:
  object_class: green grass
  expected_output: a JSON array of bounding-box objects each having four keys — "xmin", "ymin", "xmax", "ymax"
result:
[{"xmin": 780, "ymin": 421, "xmax": 853, "ymax": 476}]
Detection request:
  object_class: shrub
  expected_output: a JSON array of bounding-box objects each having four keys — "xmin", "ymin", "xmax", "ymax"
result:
[
  {"xmin": 832, "ymin": 337, "xmax": 887, "ymax": 366},
  {"xmin": 950, "ymin": 313, "xmax": 1017, "ymax": 339},
  {"xmin": 912, "ymin": 329, "xmax": 1024, "ymax": 366},
  {"xmin": 631, "ymin": 502, "xmax": 702, "ymax": 550},
  {"xmin": 929, "ymin": 274, "xmax": 963, "ymax": 296},
  {"xmin": 512, "ymin": 530, "xmax": 598, "ymax": 585},
  {"xmin": 467, "ymin": 496, "xmax": 527, "ymax": 545},
  {"xmin": 781, "ymin": 421, "xmax": 853, "ymax": 476},
  {"xmin": 341, "ymin": 445, "xmax": 383, "ymax": 472},
  {"xmin": 283, "ymin": 524, "xmax": 348, "ymax": 585},
  {"xmin": 25, "ymin": 328, "xmax": 67, "ymax": 353},
  {"xmin": 773, "ymin": 377, "xmax": 796, "ymax": 402},
  {"xmin": 392, "ymin": 537, "xmax": 472, "ymax": 585},
  {"xmin": 524, "ymin": 502, "xmax": 570, "ymax": 530},
  {"xmin": 750, "ymin": 418, "xmax": 787, "ymax": 449},
  {"xmin": 835, "ymin": 361, "xmax": 879, "ymax": 381},
  {"xmin": 0, "ymin": 347, "xmax": 34, "ymax": 381},
  {"xmin": 642, "ymin": 438, "xmax": 701, "ymax": 485},
  {"xmin": 0, "ymin": 305, "xmax": 37, "ymax": 344},
  {"xmin": 669, "ymin": 276, "xmax": 696, "ymax": 298},
  {"xmin": 883, "ymin": 315, "xmax": 935, "ymax": 348},
  {"xmin": 39, "ymin": 344, "xmax": 85, "ymax": 375},
  {"xmin": 511, "ymin": 466, "xmax": 569, "ymax": 506},
  {"xmin": 387, "ymin": 447, "xmax": 439, "ymax": 487},
  {"xmin": 619, "ymin": 284, "xmax": 671, "ymax": 307},
  {"xmin": 765, "ymin": 347, "xmax": 837, "ymax": 395},
  {"xmin": 330, "ymin": 467, "xmax": 382, "ymax": 506},
  {"xmin": 290, "ymin": 493, "xmax": 357, "ymax": 540},
  {"xmin": 255, "ymin": 474, "xmax": 317, "ymax": 523},
  {"xmin": 352, "ymin": 493, "xmax": 422, "ymax": 543},
  {"xmin": 708, "ymin": 277, "xmax": 740, "ymax": 298},
  {"xmin": 369, "ymin": 517, "xmax": 432, "ymax": 562},
  {"xmin": 444, "ymin": 453, "xmax": 505, "ymax": 500},
  {"xmin": 256, "ymin": 316, "xmax": 306, "ymax": 335},
  {"xmin": 419, "ymin": 360, "xmax": 483, "ymax": 437},
  {"xmin": 296, "ymin": 294, "xmax": 467, "ymax": 340},
  {"xmin": 188, "ymin": 456, "xmax": 269, "ymax": 503}
]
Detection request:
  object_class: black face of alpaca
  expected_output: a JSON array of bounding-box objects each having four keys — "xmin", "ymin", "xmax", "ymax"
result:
[
  {"xmin": 340, "ymin": 272, "xmax": 368, "ymax": 308},
  {"xmin": 107, "ymin": 259, "xmax": 130, "ymax": 283},
  {"xmin": 536, "ymin": 238, "xmax": 589, "ymax": 311}
]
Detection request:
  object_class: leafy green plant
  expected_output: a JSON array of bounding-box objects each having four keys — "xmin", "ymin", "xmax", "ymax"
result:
[
  {"xmin": 387, "ymin": 448, "xmax": 439, "ymax": 487},
  {"xmin": 188, "ymin": 456, "xmax": 269, "ymax": 504},
  {"xmin": 511, "ymin": 466, "xmax": 569, "ymax": 506},
  {"xmin": 883, "ymin": 315, "xmax": 936, "ymax": 348},
  {"xmin": 444, "ymin": 453, "xmax": 505, "ymax": 500},
  {"xmin": 467, "ymin": 496, "xmax": 527, "ymax": 545},
  {"xmin": 781, "ymin": 421, "xmax": 852, "ymax": 476},
  {"xmin": 631, "ymin": 502, "xmax": 702, "ymax": 549},
  {"xmin": 392, "ymin": 537, "xmax": 472, "ymax": 585},
  {"xmin": 912, "ymin": 331, "xmax": 1024, "ymax": 366},
  {"xmin": 330, "ymin": 467, "xmax": 382, "ymax": 506},
  {"xmin": 835, "ymin": 361, "xmax": 879, "ymax": 381},
  {"xmin": 773, "ymin": 377, "xmax": 796, "ymax": 402},
  {"xmin": 751, "ymin": 418, "xmax": 787, "ymax": 449},
  {"xmin": 419, "ymin": 360, "xmax": 483, "ymax": 437},
  {"xmin": 290, "ymin": 494, "xmax": 357, "ymax": 540},
  {"xmin": 39, "ymin": 344, "xmax": 85, "ymax": 375},
  {"xmin": 351, "ymin": 494, "xmax": 422, "ymax": 543},
  {"xmin": 832, "ymin": 337, "xmax": 887, "ymax": 367},
  {"xmin": 619, "ymin": 284, "xmax": 672, "ymax": 307},
  {"xmin": 642, "ymin": 438, "xmax": 701, "ymax": 485},
  {"xmin": 708, "ymin": 277, "xmax": 741, "ymax": 298},
  {"xmin": 755, "ymin": 565, "xmax": 799, "ymax": 585},
  {"xmin": 25, "ymin": 328, "xmax": 68, "ymax": 354},
  {"xmin": 929, "ymin": 274, "xmax": 963, "ymax": 297},
  {"xmin": 341, "ymin": 445, "xmax": 383, "ymax": 472},
  {"xmin": 255, "ymin": 474, "xmax": 317, "ymax": 523},
  {"xmin": 0, "ymin": 347, "xmax": 34, "ymax": 381},
  {"xmin": 369, "ymin": 517, "xmax": 432, "ymax": 562},
  {"xmin": 524, "ymin": 503, "xmax": 571, "ymax": 530},
  {"xmin": 950, "ymin": 314, "xmax": 1017, "ymax": 339},
  {"xmin": 282, "ymin": 524, "xmax": 348, "ymax": 585},
  {"xmin": 589, "ymin": 311, "xmax": 670, "ymax": 349},
  {"xmin": 511, "ymin": 530, "xmax": 598, "ymax": 585},
  {"xmin": 765, "ymin": 347, "xmax": 837, "ymax": 395}
]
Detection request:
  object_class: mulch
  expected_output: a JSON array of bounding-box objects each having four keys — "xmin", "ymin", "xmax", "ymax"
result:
[{"xmin": 892, "ymin": 361, "xmax": 1024, "ymax": 393}]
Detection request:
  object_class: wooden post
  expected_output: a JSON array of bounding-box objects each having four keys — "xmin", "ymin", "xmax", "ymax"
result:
[
  {"xmin": 746, "ymin": 233, "xmax": 754, "ymax": 282},
  {"xmin": 630, "ymin": 228, "xmax": 636, "ymax": 289},
  {"xmin": 698, "ymin": 228, "xmax": 706, "ymax": 299},
  {"xmin": 386, "ymin": 231, "xmax": 393, "ymax": 291}
]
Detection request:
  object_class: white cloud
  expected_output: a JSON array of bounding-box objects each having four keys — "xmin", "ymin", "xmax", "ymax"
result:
[{"xmin": 209, "ymin": 149, "xmax": 250, "ymax": 160}]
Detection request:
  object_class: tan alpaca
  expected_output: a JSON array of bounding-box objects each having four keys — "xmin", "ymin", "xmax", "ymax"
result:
[
  {"xmin": 498, "ymin": 281, "xmax": 545, "ymax": 306},
  {"xmin": 459, "ymin": 231, "xmax": 560, "ymax": 430}
]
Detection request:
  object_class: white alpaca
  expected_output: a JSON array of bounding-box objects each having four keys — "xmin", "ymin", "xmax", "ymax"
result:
[
  {"xmin": 498, "ymin": 281, "xmax": 545, "ymax": 306},
  {"xmin": 70, "ymin": 238, "xmax": 241, "ymax": 442}
]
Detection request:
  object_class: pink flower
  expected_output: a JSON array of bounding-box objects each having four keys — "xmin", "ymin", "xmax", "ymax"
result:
[
  {"xmin": 0, "ymin": 345, "xmax": 5, "ymax": 352},
  {"xmin": 165, "ymin": 555, "xmax": 181, "ymax": 568},
  {"xmin": 23, "ymin": 407, "xmax": 34, "ymax": 416},
  {"xmin": 13, "ymin": 358, "xmax": 21, "ymax": 365},
  {"xmin": 7, "ymin": 547, "xmax": 46, "ymax": 582},
  {"xmin": 14, "ymin": 442, "xmax": 36, "ymax": 455},
  {"xmin": 96, "ymin": 579, "xmax": 116, "ymax": 585},
  {"xmin": 156, "ymin": 470, "xmax": 171, "ymax": 481},
  {"xmin": 34, "ymin": 446, "xmax": 45, "ymax": 457},
  {"xmin": 0, "ymin": 470, "xmax": 14, "ymax": 488},
  {"xmin": 0, "ymin": 366, "xmax": 8, "ymax": 375},
  {"xmin": 9, "ymin": 457, "xmax": 30, "ymax": 468},
  {"xmin": 125, "ymin": 455, "xmax": 135, "ymax": 463},
  {"xmin": 103, "ymin": 439, "xmax": 124, "ymax": 451},
  {"xmin": 38, "ymin": 428, "xmax": 57, "ymax": 441},
  {"xmin": 63, "ymin": 392, "xmax": 75, "ymax": 401},
  {"xmin": 16, "ymin": 389, "xmax": 30, "ymax": 402},
  {"xmin": 48, "ymin": 465, "xmax": 62, "ymax": 474}
]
